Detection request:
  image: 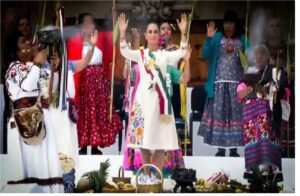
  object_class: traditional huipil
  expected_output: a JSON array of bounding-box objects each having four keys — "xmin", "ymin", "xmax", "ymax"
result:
[
  {"xmin": 67, "ymin": 33, "xmax": 122, "ymax": 148},
  {"xmin": 5, "ymin": 61, "xmax": 64, "ymax": 192},
  {"xmin": 198, "ymin": 33, "xmax": 245, "ymax": 148},
  {"xmin": 120, "ymin": 40, "xmax": 187, "ymax": 155},
  {"xmin": 238, "ymin": 64, "xmax": 287, "ymax": 182},
  {"xmin": 123, "ymin": 45, "xmax": 185, "ymax": 176}
]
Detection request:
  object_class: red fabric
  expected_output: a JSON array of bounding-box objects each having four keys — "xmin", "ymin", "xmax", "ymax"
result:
[
  {"xmin": 67, "ymin": 32, "xmax": 122, "ymax": 147},
  {"xmin": 67, "ymin": 31, "xmax": 120, "ymax": 105},
  {"xmin": 67, "ymin": 33, "xmax": 83, "ymax": 61},
  {"xmin": 76, "ymin": 66, "xmax": 122, "ymax": 147},
  {"xmin": 97, "ymin": 31, "xmax": 117, "ymax": 79}
]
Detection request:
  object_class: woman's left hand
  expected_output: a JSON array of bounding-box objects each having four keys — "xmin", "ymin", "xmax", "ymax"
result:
[
  {"xmin": 90, "ymin": 30, "xmax": 98, "ymax": 46},
  {"xmin": 177, "ymin": 13, "xmax": 188, "ymax": 35},
  {"xmin": 131, "ymin": 28, "xmax": 140, "ymax": 39},
  {"xmin": 118, "ymin": 13, "xmax": 128, "ymax": 33}
]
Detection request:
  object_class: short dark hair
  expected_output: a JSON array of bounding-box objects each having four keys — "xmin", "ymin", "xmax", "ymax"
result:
[
  {"xmin": 224, "ymin": 9, "xmax": 239, "ymax": 24},
  {"xmin": 145, "ymin": 21, "xmax": 159, "ymax": 32},
  {"xmin": 6, "ymin": 30, "xmax": 24, "ymax": 62},
  {"xmin": 17, "ymin": 16, "xmax": 31, "ymax": 26},
  {"xmin": 15, "ymin": 16, "xmax": 31, "ymax": 36},
  {"xmin": 78, "ymin": 13, "xmax": 94, "ymax": 25},
  {"xmin": 221, "ymin": 9, "xmax": 244, "ymax": 38},
  {"xmin": 159, "ymin": 21, "xmax": 170, "ymax": 27}
]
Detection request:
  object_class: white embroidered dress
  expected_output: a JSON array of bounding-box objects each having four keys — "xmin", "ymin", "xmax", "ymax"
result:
[
  {"xmin": 120, "ymin": 40, "xmax": 187, "ymax": 150},
  {"xmin": 5, "ymin": 61, "xmax": 64, "ymax": 193}
]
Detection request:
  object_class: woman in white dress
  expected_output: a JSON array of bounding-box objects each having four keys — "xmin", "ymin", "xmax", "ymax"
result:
[
  {"xmin": 5, "ymin": 29, "xmax": 98, "ymax": 192},
  {"xmin": 118, "ymin": 13, "xmax": 190, "ymax": 173},
  {"xmin": 5, "ymin": 33, "xmax": 64, "ymax": 192},
  {"xmin": 46, "ymin": 29, "xmax": 99, "ymax": 167}
]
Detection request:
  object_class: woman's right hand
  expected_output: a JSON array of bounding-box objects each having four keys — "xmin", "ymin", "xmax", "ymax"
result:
[
  {"xmin": 238, "ymin": 86, "xmax": 252, "ymax": 99},
  {"xmin": 131, "ymin": 28, "xmax": 140, "ymax": 39},
  {"xmin": 34, "ymin": 49, "xmax": 48, "ymax": 66},
  {"xmin": 118, "ymin": 13, "xmax": 128, "ymax": 33},
  {"xmin": 207, "ymin": 21, "xmax": 217, "ymax": 38}
]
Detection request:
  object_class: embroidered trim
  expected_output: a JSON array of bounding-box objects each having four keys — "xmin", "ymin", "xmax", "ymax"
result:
[{"xmin": 7, "ymin": 177, "xmax": 64, "ymax": 186}]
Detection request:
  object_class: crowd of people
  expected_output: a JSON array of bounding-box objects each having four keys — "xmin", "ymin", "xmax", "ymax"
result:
[{"xmin": 0, "ymin": 4, "xmax": 294, "ymax": 192}]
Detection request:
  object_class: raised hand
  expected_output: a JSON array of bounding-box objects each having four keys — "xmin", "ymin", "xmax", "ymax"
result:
[
  {"xmin": 207, "ymin": 21, "xmax": 217, "ymax": 38},
  {"xmin": 90, "ymin": 30, "xmax": 98, "ymax": 45},
  {"xmin": 177, "ymin": 13, "xmax": 188, "ymax": 34},
  {"xmin": 118, "ymin": 13, "xmax": 128, "ymax": 33},
  {"xmin": 131, "ymin": 28, "xmax": 140, "ymax": 39}
]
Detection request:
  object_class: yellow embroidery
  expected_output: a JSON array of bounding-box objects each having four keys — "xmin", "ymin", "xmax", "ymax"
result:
[{"xmin": 147, "ymin": 59, "xmax": 157, "ymax": 69}]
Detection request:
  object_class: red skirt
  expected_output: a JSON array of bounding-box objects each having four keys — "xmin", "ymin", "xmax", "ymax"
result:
[{"xmin": 76, "ymin": 65, "xmax": 122, "ymax": 147}]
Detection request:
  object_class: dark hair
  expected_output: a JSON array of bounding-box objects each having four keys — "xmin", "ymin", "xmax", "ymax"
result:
[
  {"xmin": 159, "ymin": 21, "xmax": 170, "ymax": 27},
  {"xmin": 3, "ymin": 30, "xmax": 24, "ymax": 67},
  {"xmin": 14, "ymin": 16, "xmax": 31, "ymax": 37},
  {"xmin": 12, "ymin": 31, "xmax": 26, "ymax": 56},
  {"xmin": 221, "ymin": 9, "xmax": 243, "ymax": 38},
  {"xmin": 159, "ymin": 21, "xmax": 174, "ymax": 32},
  {"xmin": 145, "ymin": 21, "xmax": 159, "ymax": 32},
  {"xmin": 17, "ymin": 16, "xmax": 31, "ymax": 26},
  {"xmin": 224, "ymin": 10, "xmax": 239, "ymax": 24},
  {"xmin": 78, "ymin": 13, "xmax": 94, "ymax": 25}
]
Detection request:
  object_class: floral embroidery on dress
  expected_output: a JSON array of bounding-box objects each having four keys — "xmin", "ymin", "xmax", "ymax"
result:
[
  {"xmin": 5, "ymin": 62, "xmax": 32, "ymax": 83},
  {"xmin": 6, "ymin": 62, "xmax": 32, "ymax": 84},
  {"xmin": 128, "ymin": 101, "xmax": 144, "ymax": 147},
  {"xmin": 243, "ymin": 108, "xmax": 275, "ymax": 146}
]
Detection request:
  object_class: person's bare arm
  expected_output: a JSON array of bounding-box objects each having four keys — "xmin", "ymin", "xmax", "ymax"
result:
[
  {"xmin": 180, "ymin": 45, "xmax": 192, "ymax": 83},
  {"xmin": 118, "ymin": 13, "xmax": 140, "ymax": 63},
  {"xmin": 75, "ymin": 30, "xmax": 98, "ymax": 73}
]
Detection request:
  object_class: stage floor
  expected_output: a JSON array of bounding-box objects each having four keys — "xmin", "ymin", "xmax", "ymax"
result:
[{"xmin": 0, "ymin": 155, "xmax": 295, "ymax": 193}]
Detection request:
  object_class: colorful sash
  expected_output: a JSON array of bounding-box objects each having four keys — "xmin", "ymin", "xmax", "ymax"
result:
[{"xmin": 140, "ymin": 49, "xmax": 172, "ymax": 115}]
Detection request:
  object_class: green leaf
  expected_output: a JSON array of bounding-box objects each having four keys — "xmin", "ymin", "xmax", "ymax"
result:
[
  {"xmin": 113, "ymin": 21, "xmax": 119, "ymax": 45},
  {"xmin": 187, "ymin": 0, "xmax": 197, "ymax": 42},
  {"xmin": 81, "ymin": 159, "xmax": 111, "ymax": 193}
]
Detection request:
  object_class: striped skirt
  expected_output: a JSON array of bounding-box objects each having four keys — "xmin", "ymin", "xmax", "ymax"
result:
[{"xmin": 242, "ymin": 99, "xmax": 282, "ymax": 170}]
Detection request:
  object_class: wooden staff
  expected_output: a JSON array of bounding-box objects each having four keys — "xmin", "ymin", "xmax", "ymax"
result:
[
  {"xmin": 48, "ymin": 1, "xmax": 62, "ymax": 107},
  {"xmin": 109, "ymin": 0, "xmax": 117, "ymax": 122},
  {"xmin": 184, "ymin": 0, "xmax": 197, "ymax": 156},
  {"xmin": 58, "ymin": 5, "xmax": 68, "ymax": 111}
]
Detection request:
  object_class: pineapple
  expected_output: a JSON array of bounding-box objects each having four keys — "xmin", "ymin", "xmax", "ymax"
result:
[{"xmin": 82, "ymin": 159, "xmax": 111, "ymax": 193}]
